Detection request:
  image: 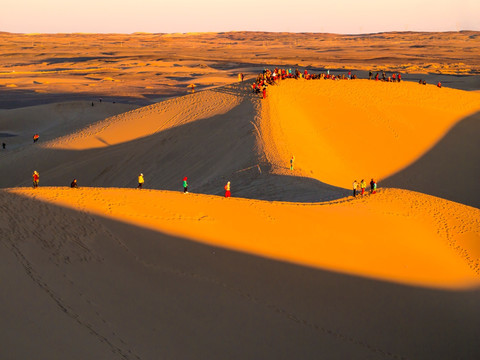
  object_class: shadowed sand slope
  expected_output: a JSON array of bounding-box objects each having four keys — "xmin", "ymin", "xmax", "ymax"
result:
[
  {"xmin": 382, "ymin": 110, "xmax": 480, "ymax": 208},
  {"xmin": 262, "ymin": 79, "xmax": 480, "ymax": 198},
  {"xmin": 1, "ymin": 188, "xmax": 479, "ymax": 359}
]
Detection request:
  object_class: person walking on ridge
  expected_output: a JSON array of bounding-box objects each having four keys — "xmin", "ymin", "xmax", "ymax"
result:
[
  {"xmin": 33, "ymin": 171, "xmax": 39, "ymax": 188},
  {"xmin": 71, "ymin": 179, "xmax": 78, "ymax": 188},
  {"xmin": 353, "ymin": 180, "xmax": 358, "ymax": 197},
  {"xmin": 290, "ymin": 155, "xmax": 295, "ymax": 170},
  {"xmin": 183, "ymin": 177, "xmax": 188, "ymax": 193},
  {"xmin": 360, "ymin": 179, "xmax": 367, "ymax": 196},
  {"xmin": 138, "ymin": 173, "xmax": 144, "ymax": 189},
  {"xmin": 224, "ymin": 181, "xmax": 231, "ymax": 198}
]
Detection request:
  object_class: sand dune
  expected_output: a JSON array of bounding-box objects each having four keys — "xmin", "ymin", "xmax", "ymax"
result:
[
  {"xmin": 10, "ymin": 186, "xmax": 479, "ymax": 288},
  {"xmin": 1, "ymin": 75, "xmax": 480, "ymax": 359},
  {"xmin": 262, "ymin": 79, "xmax": 480, "ymax": 193},
  {"xmin": 1, "ymin": 187, "xmax": 479, "ymax": 359}
]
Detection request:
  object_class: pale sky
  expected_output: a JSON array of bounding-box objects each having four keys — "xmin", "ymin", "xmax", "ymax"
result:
[{"xmin": 1, "ymin": 0, "xmax": 478, "ymax": 34}]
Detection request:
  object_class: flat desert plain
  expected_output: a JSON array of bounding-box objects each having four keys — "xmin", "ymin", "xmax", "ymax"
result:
[{"xmin": 0, "ymin": 32, "xmax": 480, "ymax": 359}]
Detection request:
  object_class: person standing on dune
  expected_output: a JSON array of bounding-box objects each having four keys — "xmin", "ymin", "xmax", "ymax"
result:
[
  {"xmin": 290, "ymin": 155, "xmax": 295, "ymax": 170},
  {"xmin": 224, "ymin": 181, "xmax": 231, "ymax": 198},
  {"xmin": 360, "ymin": 179, "xmax": 366, "ymax": 196},
  {"xmin": 370, "ymin": 178, "xmax": 375, "ymax": 193},
  {"xmin": 138, "ymin": 173, "xmax": 144, "ymax": 189},
  {"xmin": 32, "ymin": 171, "xmax": 39, "ymax": 188},
  {"xmin": 183, "ymin": 177, "xmax": 188, "ymax": 193},
  {"xmin": 71, "ymin": 179, "xmax": 78, "ymax": 188},
  {"xmin": 353, "ymin": 180, "xmax": 358, "ymax": 197}
]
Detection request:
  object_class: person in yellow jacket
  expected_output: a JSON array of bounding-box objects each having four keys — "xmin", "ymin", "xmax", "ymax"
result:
[
  {"xmin": 224, "ymin": 181, "xmax": 231, "ymax": 198},
  {"xmin": 360, "ymin": 179, "xmax": 367, "ymax": 196},
  {"xmin": 138, "ymin": 173, "xmax": 144, "ymax": 189}
]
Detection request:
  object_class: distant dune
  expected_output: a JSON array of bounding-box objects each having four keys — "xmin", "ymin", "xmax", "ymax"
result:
[{"xmin": 1, "ymin": 31, "xmax": 479, "ymax": 108}]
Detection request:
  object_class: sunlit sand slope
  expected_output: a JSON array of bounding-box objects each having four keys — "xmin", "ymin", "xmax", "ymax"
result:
[
  {"xmin": 10, "ymin": 187, "xmax": 479, "ymax": 289},
  {"xmin": 262, "ymin": 79, "xmax": 480, "ymax": 194},
  {"xmin": 48, "ymin": 89, "xmax": 242, "ymax": 150}
]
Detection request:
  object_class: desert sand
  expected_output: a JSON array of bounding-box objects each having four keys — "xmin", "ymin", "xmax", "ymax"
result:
[{"xmin": 1, "ymin": 32, "xmax": 480, "ymax": 359}]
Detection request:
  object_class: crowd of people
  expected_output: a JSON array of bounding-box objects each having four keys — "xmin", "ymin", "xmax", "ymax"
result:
[
  {"xmin": 249, "ymin": 67, "xmax": 408, "ymax": 100},
  {"xmin": 352, "ymin": 179, "xmax": 377, "ymax": 197}
]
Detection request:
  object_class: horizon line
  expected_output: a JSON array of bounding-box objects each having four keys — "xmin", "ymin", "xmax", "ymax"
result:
[{"xmin": 1, "ymin": 29, "xmax": 479, "ymax": 37}]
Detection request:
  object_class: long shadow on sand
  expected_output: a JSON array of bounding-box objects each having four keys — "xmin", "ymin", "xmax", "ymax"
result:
[
  {"xmin": 0, "ymin": 96, "xmax": 347, "ymax": 203},
  {"xmin": 1, "ymin": 190, "xmax": 479, "ymax": 360},
  {"xmin": 0, "ymin": 88, "xmax": 151, "ymax": 109},
  {"xmin": 382, "ymin": 110, "xmax": 480, "ymax": 208}
]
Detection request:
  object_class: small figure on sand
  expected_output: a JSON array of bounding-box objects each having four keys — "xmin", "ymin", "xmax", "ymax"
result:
[
  {"xmin": 437, "ymin": 82, "xmax": 442, "ymax": 88},
  {"xmin": 353, "ymin": 180, "xmax": 358, "ymax": 197},
  {"xmin": 2, "ymin": 142, "xmax": 5, "ymax": 149},
  {"xmin": 369, "ymin": 71, "xmax": 372, "ymax": 80},
  {"xmin": 372, "ymin": 179, "xmax": 377, "ymax": 194},
  {"xmin": 370, "ymin": 178, "xmax": 377, "ymax": 194},
  {"xmin": 71, "ymin": 179, "xmax": 78, "ymax": 188},
  {"xmin": 224, "ymin": 181, "xmax": 231, "ymax": 198},
  {"xmin": 33, "ymin": 134, "xmax": 39, "ymax": 143},
  {"xmin": 138, "ymin": 173, "xmax": 144, "ymax": 189},
  {"xmin": 33, "ymin": 171, "xmax": 39, "ymax": 188},
  {"xmin": 183, "ymin": 177, "xmax": 188, "ymax": 193},
  {"xmin": 262, "ymin": 86, "xmax": 267, "ymax": 99},
  {"xmin": 360, "ymin": 179, "xmax": 367, "ymax": 196},
  {"xmin": 290, "ymin": 155, "xmax": 295, "ymax": 170}
]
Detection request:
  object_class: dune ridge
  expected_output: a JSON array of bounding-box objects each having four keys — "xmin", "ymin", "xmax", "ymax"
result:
[{"xmin": 8, "ymin": 186, "xmax": 479, "ymax": 289}]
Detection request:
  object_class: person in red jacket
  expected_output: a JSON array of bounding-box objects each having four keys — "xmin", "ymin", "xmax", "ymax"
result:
[
  {"xmin": 33, "ymin": 171, "xmax": 39, "ymax": 188},
  {"xmin": 224, "ymin": 181, "xmax": 231, "ymax": 198}
]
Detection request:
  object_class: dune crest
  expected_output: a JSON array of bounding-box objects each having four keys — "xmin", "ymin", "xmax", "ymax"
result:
[
  {"xmin": 47, "ymin": 90, "xmax": 242, "ymax": 150},
  {"xmin": 9, "ymin": 187, "xmax": 479, "ymax": 290}
]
